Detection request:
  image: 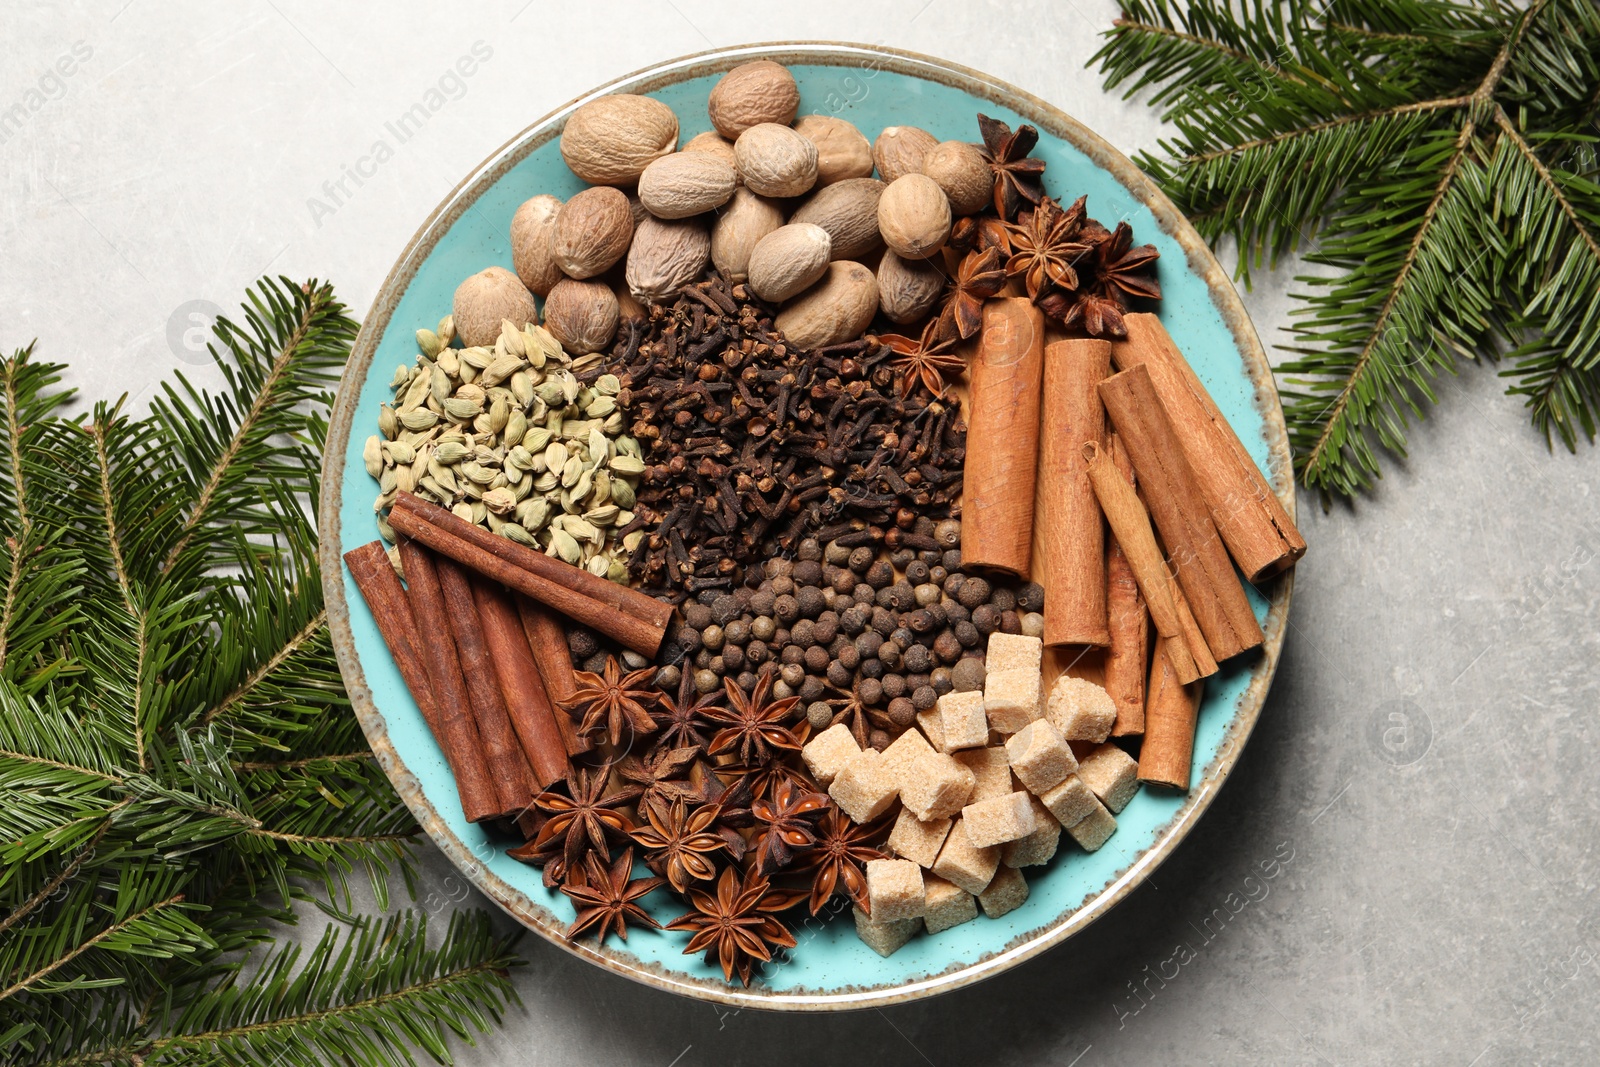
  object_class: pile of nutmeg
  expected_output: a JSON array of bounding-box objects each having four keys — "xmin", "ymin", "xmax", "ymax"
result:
[{"xmin": 449, "ymin": 59, "xmax": 990, "ymax": 353}]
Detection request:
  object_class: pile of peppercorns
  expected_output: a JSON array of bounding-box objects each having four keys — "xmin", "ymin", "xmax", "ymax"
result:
[{"xmin": 641, "ymin": 518, "xmax": 1044, "ymax": 751}]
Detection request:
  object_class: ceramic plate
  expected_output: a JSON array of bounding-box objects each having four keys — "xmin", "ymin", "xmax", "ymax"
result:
[{"xmin": 319, "ymin": 42, "xmax": 1295, "ymax": 1011}]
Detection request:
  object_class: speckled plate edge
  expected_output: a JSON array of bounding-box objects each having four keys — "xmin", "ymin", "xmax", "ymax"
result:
[{"xmin": 317, "ymin": 41, "xmax": 1295, "ymax": 1012}]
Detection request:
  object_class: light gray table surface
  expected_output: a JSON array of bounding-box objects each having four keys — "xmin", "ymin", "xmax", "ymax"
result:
[{"xmin": 7, "ymin": 2, "xmax": 1598, "ymax": 1064}]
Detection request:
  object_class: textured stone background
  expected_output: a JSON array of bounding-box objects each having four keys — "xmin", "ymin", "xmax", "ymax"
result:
[{"xmin": 6, "ymin": 2, "xmax": 1598, "ymax": 1064}]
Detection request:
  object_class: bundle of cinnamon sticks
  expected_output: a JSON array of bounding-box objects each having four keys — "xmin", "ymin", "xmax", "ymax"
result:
[
  {"xmin": 963, "ymin": 302, "xmax": 1304, "ymax": 792},
  {"xmin": 344, "ymin": 492, "xmax": 672, "ymax": 824}
]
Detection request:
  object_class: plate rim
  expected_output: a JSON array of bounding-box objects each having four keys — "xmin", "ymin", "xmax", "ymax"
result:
[{"xmin": 317, "ymin": 39, "xmax": 1296, "ymax": 1012}]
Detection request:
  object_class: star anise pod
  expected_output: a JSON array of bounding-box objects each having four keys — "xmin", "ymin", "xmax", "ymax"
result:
[
  {"xmin": 977, "ymin": 113, "xmax": 1047, "ymax": 221},
  {"xmin": 682, "ymin": 771, "xmax": 755, "ymax": 862},
  {"xmin": 1039, "ymin": 220, "xmax": 1161, "ymax": 338},
  {"xmin": 529, "ymin": 761, "xmax": 642, "ymax": 872},
  {"xmin": 559, "ymin": 847, "xmax": 664, "ymax": 945},
  {"xmin": 721, "ymin": 755, "xmax": 816, "ymax": 802},
  {"xmin": 507, "ymin": 831, "xmax": 570, "ymax": 890},
  {"xmin": 822, "ymin": 682, "xmax": 896, "ymax": 748},
  {"xmin": 873, "ymin": 317, "xmax": 965, "ymax": 400},
  {"xmin": 1004, "ymin": 195, "xmax": 1092, "ymax": 302},
  {"xmin": 630, "ymin": 796, "xmax": 727, "ymax": 893},
  {"xmin": 616, "ymin": 745, "xmax": 700, "ymax": 811},
  {"xmin": 937, "ymin": 246, "xmax": 1007, "ymax": 340},
  {"xmin": 797, "ymin": 806, "xmax": 890, "ymax": 916},
  {"xmin": 948, "ymin": 213, "xmax": 1012, "ymax": 258},
  {"xmin": 749, "ymin": 779, "xmax": 830, "ymax": 874},
  {"xmin": 706, "ymin": 674, "xmax": 801, "ymax": 765},
  {"xmin": 665, "ymin": 865, "xmax": 807, "ymax": 986},
  {"xmin": 648, "ymin": 669, "xmax": 723, "ymax": 754},
  {"xmin": 562, "ymin": 655, "xmax": 660, "ymax": 747}
]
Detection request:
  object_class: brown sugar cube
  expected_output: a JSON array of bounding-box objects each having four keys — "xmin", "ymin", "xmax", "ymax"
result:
[
  {"xmin": 1065, "ymin": 797, "xmax": 1117, "ymax": 851},
  {"xmin": 1045, "ymin": 675, "xmax": 1117, "ymax": 742},
  {"xmin": 984, "ymin": 669, "xmax": 1044, "ymax": 735},
  {"xmin": 1075, "ymin": 742, "xmax": 1140, "ymax": 813},
  {"xmin": 922, "ymin": 874, "xmax": 978, "ymax": 934},
  {"xmin": 865, "ymin": 857, "xmax": 925, "ymax": 922},
  {"xmin": 934, "ymin": 690, "xmax": 989, "ymax": 752},
  {"xmin": 881, "ymin": 726, "xmax": 934, "ymax": 783},
  {"xmin": 802, "ymin": 722, "xmax": 860, "ymax": 787},
  {"xmin": 1004, "ymin": 718, "xmax": 1078, "ymax": 794},
  {"xmin": 888, "ymin": 808, "xmax": 952, "ymax": 868},
  {"xmin": 1001, "ymin": 797, "xmax": 1061, "ymax": 868},
  {"xmin": 1039, "ymin": 774, "xmax": 1098, "ymax": 828},
  {"xmin": 853, "ymin": 906, "xmax": 922, "ymax": 957},
  {"xmin": 899, "ymin": 751, "xmax": 976, "ymax": 821},
  {"xmin": 986, "ymin": 631, "xmax": 1043, "ymax": 674},
  {"xmin": 961, "ymin": 790, "xmax": 1039, "ymax": 849},
  {"xmin": 954, "ymin": 747, "xmax": 1012, "ymax": 802},
  {"xmin": 931, "ymin": 816, "xmax": 1000, "ymax": 894},
  {"xmin": 916, "ymin": 707, "xmax": 945, "ymax": 752},
  {"xmin": 829, "ymin": 748, "xmax": 899, "ymax": 823},
  {"xmin": 979, "ymin": 866, "xmax": 1029, "ymax": 918}
]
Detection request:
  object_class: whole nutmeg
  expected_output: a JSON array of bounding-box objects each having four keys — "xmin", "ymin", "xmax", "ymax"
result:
[
  {"xmin": 637, "ymin": 152, "xmax": 737, "ymax": 219},
  {"xmin": 708, "ymin": 60, "xmax": 800, "ymax": 139},
  {"xmin": 734, "ymin": 123, "xmax": 819, "ymax": 199},
  {"xmin": 710, "ymin": 187, "xmax": 784, "ymax": 281},
  {"xmin": 792, "ymin": 114, "xmax": 874, "ymax": 186},
  {"xmin": 878, "ymin": 173, "xmax": 952, "ymax": 260},
  {"xmin": 560, "ymin": 94, "xmax": 678, "ymax": 186},
  {"xmin": 876, "ymin": 249, "xmax": 946, "ymax": 324},
  {"xmin": 548, "ymin": 186, "xmax": 633, "ymax": 279},
  {"xmin": 774, "ymin": 260, "xmax": 877, "ymax": 350},
  {"xmin": 746, "ymin": 223, "xmax": 832, "ymax": 302},
  {"xmin": 788, "ymin": 177, "xmax": 885, "ymax": 261},
  {"xmin": 452, "ymin": 266, "xmax": 536, "ymax": 347},
  {"xmin": 872, "ymin": 125, "xmax": 938, "ymax": 183},
  {"xmin": 509, "ymin": 194, "xmax": 564, "ymax": 296},
  {"xmin": 626, "ymin": 215, "xmax": 711, "ymax": 304},
  {"xmin": 921, "ymin": 140, "xmax": 993, "ymax": 216},
  {"xmin": 680, "ymin": 130, "xmax": 738, "ymax": 170},
  {"xmin": 541, "ymin": 278, "xmax": 619, "ymax": 355}
]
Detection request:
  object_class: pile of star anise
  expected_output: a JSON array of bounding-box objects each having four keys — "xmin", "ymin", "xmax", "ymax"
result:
[
  {"xmin": 873, "ymin": 113, "xmax": 1162, "ymax": 393},
  {"xmin": 510, "ymin": 657, "xmax": 890, "ymax": 986}
]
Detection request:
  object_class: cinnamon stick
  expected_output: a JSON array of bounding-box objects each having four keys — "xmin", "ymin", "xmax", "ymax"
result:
[
  {"xmin": 516, "ymin": 597, "xmax": 592, "ymax": 757},
  {"xmin": 389, "ymin": 492, "xmax": 670, "ymax": 657},
  {"xmin": 394, "ymin": 539, "xmax": 502, "ymax": 823},
  {"xmin": 1099, "ymin": 436, "xmax": 1148, "ymax": 735},
  {"xmin": 962, "ymin": 297, "xmax": 1046, "ymax": 577},
  {"xmin": 1111, "ymin": 313, "xmax": 1305, "ymax": 581},
  {"xmin": 1082, "ymin": 440, "xmax": 1206, "ymax": 685},
  {"xmin": 470, "ymin": 578, "xmax": 573, "ymax": 790},
  {"xmin": 433, "ymin": 555, "xmax": 540, "ymax": 817},
  {"xmin": 1035, "ymin": 338, "xmax": 1110, "ymax": 646},
  {"xmin": 1098, "ymin": 364, "xmax": 1264, "ymax": 662},
  {"xmin": 1172, "ymin": 581, "xmax": 1220, "ymax": 679},
  {"xmin": 1139, "ymin": 635, "xmax": 1204, "ymax": 790},
  {"xmin": 344, "ymin": 541, "xmax": 441, "ymax": 735}
]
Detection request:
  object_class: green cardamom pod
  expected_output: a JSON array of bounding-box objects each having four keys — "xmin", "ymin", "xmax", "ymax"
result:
[
  {"xmin": 501, "ymin": 523, "xmax": 537, "ymax": 546},
  {"xmin": 437, "ymin": 314, "xmax": 455, "ymax": 345},
  {"xmin": 482, "ymin": 354, "xmax": 525, "ymax": 389},
  {"xmin": 400, "ymin": 408, "xmax": 439, "ymax": 431},
  {"xmin": 444, "ymin": 396, "xmax": 483, "ymax": 421},
  {"xmin": 583, "ymin": 504, "xmax": 620, "ymax": 526},
  {"xmin": 451, "ymin": 501, "xmax": 475, "ymax": 524},
  {"xmin": 560, "ymin": 455, "xmax": 584, "ymax": 489},
  {"xmin": 395, "ymin": 465, "xmax": 416, "ymax": 494},
  {"xmin": 416, "ymin": 328, "xmax": 443, "ymax": 358},
  {"xmin": 609, "ymin": 478, "xmax": 635, "ymax": 509},
  {"xmin": 390, "ymin": 365, "xmax": 411, "ymax": 391},
  {"xmin": 609, "ymin": 454, "xmax": 645, "ymax": 475},
  {"xmin": 383, "ymin": 440, "xmax": 416, "ymax": 465},
  {"xmin": 595, "ymin": 373, "xmax": 621, "ymax": 396},
  {"xmin": 434, "ymin": 440, "xmax": 470, "ymax": 465},
  {"xmin": 482, "ymin": 487, "xmax": 517, "ymax": 514},
  {"xmin": 585, "ymin": 395, "xmax": 616, "ymax": 418},
  {"xmin": 437, "ymin": 348, "xmax": 460, "ymax": 379},
  {"xmin": 460, "ymin": 346, "xmax": 493, "ymax": 370},
  {"xmin": 499, "ymin": 320, "xmax": 527, "ymax": 356},
  {"xmin": 488, "ymin": 396, "xmax": 510, "ymax": 435},
  {"xmin": 517, "ymin": 497, "xmax": 552, "ymax": 532},
  {"xmin": 549, "ymin": 528, "xmax": 581, "ymax": 564},
  {"xmin": 363, "ymin": 436, "xmax": 384, "ymax": 479}
]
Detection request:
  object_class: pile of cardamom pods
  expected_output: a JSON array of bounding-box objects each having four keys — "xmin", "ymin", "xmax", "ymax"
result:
[{"xmin": 365, "ymin": 316, "xmax": 644, "ymax": 581}]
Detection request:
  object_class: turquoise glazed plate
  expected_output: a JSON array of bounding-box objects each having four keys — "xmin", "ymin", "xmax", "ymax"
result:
[{"xmin": 319, "ymin": 42, "xmax": 1296, "ymax": 1011}]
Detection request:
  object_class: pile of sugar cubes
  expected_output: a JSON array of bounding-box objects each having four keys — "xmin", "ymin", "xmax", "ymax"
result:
[{"xmin": 801, "ymin": 632, "xmax": 1141, "ymax": 956}]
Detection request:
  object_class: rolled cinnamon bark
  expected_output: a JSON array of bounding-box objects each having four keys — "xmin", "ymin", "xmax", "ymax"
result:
[
  {"xmin": 470, "ymin": 578, "xmax": 573, "ymax": 790},
  {"xmin": 1139, "ymin": 635, "xmax": 1204, "ymax": 790},
  {"xmin": 1082, "ymin": 440, "xmax": 1206, "ymax": 685},
  {"xmin": 393, "ymin": 540, "xmax": 502, "ymax": 823},
  {"xmin": 1035, "ymin": 338, "xmax": 1111, "ymax": 646},
  {"xmin": 389, "ymin": 492, "xmax": 671, "ymax": 657},
  {"xmin": 344, "ymin": 541, "xmax": 441, "ymax": 735},
  {"xmin": 1111, "ymin": 313, "xmax": 1305, "ymax": 581},
  {"xmin": 433, "ymin": 555, "xmax": 540, "ymax": 817},
  {"xmin": 1098, "ymin": 365, "xmax": 1264, "ymax": 662},
  {"xmin": 962, "ymin": 297, "xmax": 1046, "ymax": 578},
  {"xmin": 515, "ymin": 597, "xmax": 592, "ymax": 757}
]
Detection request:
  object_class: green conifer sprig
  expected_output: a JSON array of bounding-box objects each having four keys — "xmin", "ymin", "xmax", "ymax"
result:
[
  {"xmin": 1094, "ymin": 0, "xmax": 1600, "ymax": 498},
  {"xmin": 0, "ymin": 278, "xmax": 521, "ymax": 1066}
]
